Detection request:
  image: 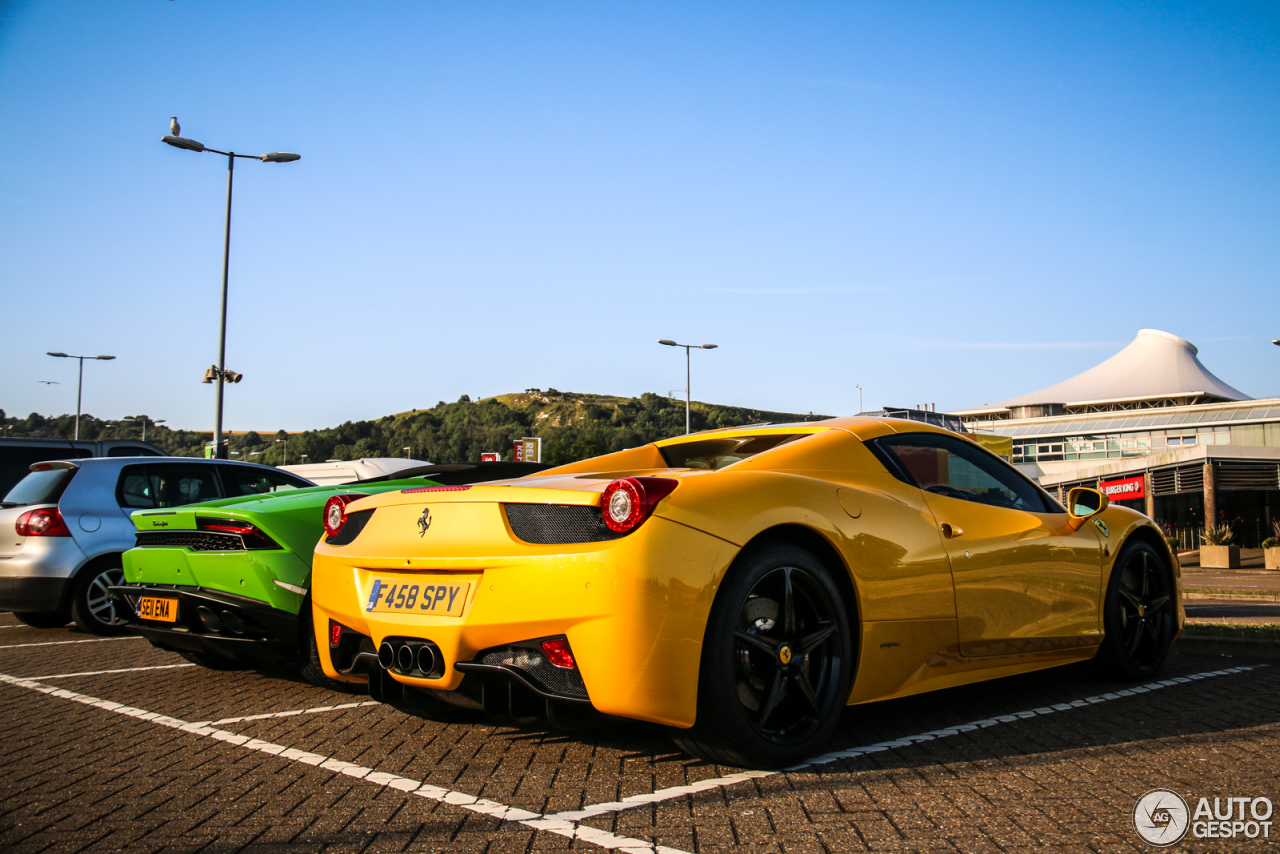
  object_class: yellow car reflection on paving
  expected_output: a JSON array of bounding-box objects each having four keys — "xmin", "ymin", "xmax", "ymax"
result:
[{"xmin": 310, "ymin": 418, "xmax": 1183, "ymax": 768}]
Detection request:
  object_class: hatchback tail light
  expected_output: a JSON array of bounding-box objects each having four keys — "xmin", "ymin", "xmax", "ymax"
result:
[
  {"xmin": 600, "ymin": 477, "xmax": 678, "ymax": 533},
  {"xmin": 15, "ymin": 508, "xmax": 72, "ymax": 538},
  {"xmin": 322, "ymin": 494, "xmax": 368, "ymax": 539}
]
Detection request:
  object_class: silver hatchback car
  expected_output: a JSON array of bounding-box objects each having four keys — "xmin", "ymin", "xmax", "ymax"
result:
[{"xmin": 0, "ymin": 457, "xmax": 313, "ymax": 634}]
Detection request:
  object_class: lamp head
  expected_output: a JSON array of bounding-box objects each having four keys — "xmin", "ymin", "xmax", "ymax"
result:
[
  {"xmin": 700, "ymin": 344, "xmax": 718, "ymax": 349},
  {"xmin": 260, "ymin": 152, "xmax": 301, "ymax": 163},
  {"xmin": 657, "ymin": 339, "xmax": 677, "ymax": 346},
  {"xmin": 47, "ymin": 351, "xmax": 68, "ymax": 358},
  {"xmin": 162, "ymin": 135, "xmax": 206, "ymax": 152},
  {"xmin": 95, "ymin": 355, "xmax": 116, "ymax": 360}
]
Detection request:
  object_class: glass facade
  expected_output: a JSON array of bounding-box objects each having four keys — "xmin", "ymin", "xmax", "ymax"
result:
[{"xmin": 969, "ymin": 398, "xmax": 1280, "ymax": 465}]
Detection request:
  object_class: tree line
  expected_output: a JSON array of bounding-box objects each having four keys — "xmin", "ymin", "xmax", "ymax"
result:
[{"xmin": 0, "ymin": 391, "xmax": 826, "ymax": 467}]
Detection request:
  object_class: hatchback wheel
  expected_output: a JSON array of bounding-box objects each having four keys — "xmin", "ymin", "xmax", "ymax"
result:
[
  {"xmin": 670, "ymin": 543, "xmax": 853, "ymax": 768},
  {"xmin": 70, "ymin": 564, "xmax": 130, "ymax": 636}
]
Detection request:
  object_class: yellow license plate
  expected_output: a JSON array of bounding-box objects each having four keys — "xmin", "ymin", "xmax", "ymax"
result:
[
  {"xmin": 138, "ymin": 596, "xmax": 178, "ymax": 622},
  {"xmin": 364, "ymin": 577, "xmax": 471, "ymax": 617}
]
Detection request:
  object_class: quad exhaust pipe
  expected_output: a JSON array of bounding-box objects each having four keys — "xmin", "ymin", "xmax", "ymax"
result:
[{"xmin": 377, "ymin": 639, "xmax": 439, "ymax": 677}]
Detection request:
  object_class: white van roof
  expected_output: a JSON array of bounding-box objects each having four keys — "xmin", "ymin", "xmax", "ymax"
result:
[{"xmin": 277, "ymin": 457, "xmax": 432, "ymax": 486}]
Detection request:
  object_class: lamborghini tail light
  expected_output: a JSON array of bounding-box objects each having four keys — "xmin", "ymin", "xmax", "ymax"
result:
[
  {"xmin": 600, "ymin": 477, "xmax": 678, "ymax": 533},
  {"xmin": 322, "ymin": 494, "xmax": 367, "ymax": 539},
  {"xmin": 15, "ymin": 508, "xmax": 71, "ymax": 537}
]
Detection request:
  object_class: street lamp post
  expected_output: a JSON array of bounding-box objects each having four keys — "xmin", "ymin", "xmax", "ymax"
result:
[
  {"xmin": 276, "ymin": 438, "xmax": 287, "ymax": 466},
  {"xmin": 123, "ymin": 416, "xmax": 165, "ymax": 442},
  {"xmin": 657, "ymin": 340, "xmax": 718, "ymax": 435},
  {"xmin": 46, "ymin": 352, "xmax": 116, "ymax": 440},
  {"xmin": 856, "ymin": 383, "xmax": 863, "ymax": 414},
  {"xmin": 403, "ymin": 446, "xmax": 411, "ymax": 459},
  {"xmin": 162, "ymin": 129, "xmax": 300, "ymax": 459}
]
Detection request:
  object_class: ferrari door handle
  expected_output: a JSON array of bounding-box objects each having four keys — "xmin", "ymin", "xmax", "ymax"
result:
[{"xmin": 941, "ymin": 523, "xmax": 963, "ymax": 538}]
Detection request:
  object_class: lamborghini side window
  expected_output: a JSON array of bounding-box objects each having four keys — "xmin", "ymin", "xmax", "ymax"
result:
[{"xmin": 873, "ymin": 433, "xmax": 1053, "ymax": 513}]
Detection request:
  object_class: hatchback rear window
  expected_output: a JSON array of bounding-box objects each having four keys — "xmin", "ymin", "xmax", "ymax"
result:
[
  {"xmin": 659, "ymin": 434, "xmax": 802, "ymax": 470},
  {"xmin": 2, "ymin": 468, "xmax": 76, "ymax": 507}
]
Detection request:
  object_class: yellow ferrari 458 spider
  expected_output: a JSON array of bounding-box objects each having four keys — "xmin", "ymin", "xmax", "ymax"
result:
[{"xmin": 310, "ymin": 418, "xmax": 1182, "ymax": 768}]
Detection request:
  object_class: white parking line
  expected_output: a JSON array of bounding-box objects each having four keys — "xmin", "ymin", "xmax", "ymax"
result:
[
  {"xmin": 544, "ymin": 665, "xmax": 1260, "ymax": 823},
  {"xmin": 196, "ymin": 701, "xmax": 381, "ymax": 727},
  {"xmin": 0, "ymin": 637, "xmax": 145, "ymax": 650},
  {"xmin": 0, "ymin": 664, "xmax": 1261, "ymax": 853},
  {"xmin": 0, "ymin": 671, "xmax": 693, "ymax": 854},
  {"xmin": 34, "ymin": 663, "xmax": 198, "ymax": 680}
]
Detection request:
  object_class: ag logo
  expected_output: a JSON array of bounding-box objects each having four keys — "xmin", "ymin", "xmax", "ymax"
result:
[
  {"xmin": 417, "ymin": 507, "xmax": 432, "ymax": 537},
  {"xmin": 1134, "ymin": 789, "xmax": 1190, "ymax": 846}
]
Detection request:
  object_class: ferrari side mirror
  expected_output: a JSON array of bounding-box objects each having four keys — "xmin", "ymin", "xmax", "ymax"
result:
[{"xmin": 1066, "ymin": 487, "xmax": 1109, "ymax": 529}]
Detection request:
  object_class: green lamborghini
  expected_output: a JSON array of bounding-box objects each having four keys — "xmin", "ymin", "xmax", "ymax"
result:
[{"xmin": 112, "ymin": 463, "xmax": 544, "ymax": 689}]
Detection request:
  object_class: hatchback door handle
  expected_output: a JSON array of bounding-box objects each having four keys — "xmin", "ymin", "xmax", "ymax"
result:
[{"xmin": 941, "ymin": 523, "xmax": 963, "ymax": 538}]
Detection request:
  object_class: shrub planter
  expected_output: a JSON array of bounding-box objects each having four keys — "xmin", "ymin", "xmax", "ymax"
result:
[
  {"xmin": 1201, "ymin": 545, "xmax": 1241, "ymax": 569},
  {"xmin": 1267, "ymin": 547, "xmax": 1280, "ymax": 571}
]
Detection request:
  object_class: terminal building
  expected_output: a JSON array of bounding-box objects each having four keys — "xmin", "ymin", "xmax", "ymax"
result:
[{"xmin": 953, "ymin": 329, "xmax": 1280, "ymax": 549}]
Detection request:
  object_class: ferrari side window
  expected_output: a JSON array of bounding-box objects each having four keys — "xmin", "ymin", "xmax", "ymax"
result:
[{"xmin": 873, "ymin": 434, "xmax": 1051, "ymax": 513}]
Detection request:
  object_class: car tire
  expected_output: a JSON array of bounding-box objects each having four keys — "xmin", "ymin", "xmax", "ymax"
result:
[
  {"xmin": 1092, "ymin": 540, "xmax": 1176, "ymax": 681},
  {"xmin": 69, "ymin": 563, "xmax": 130, "ymax": 636},
  {"xmin": 669, "ymin": 542, "xmax": 854, "ymax": 769},
  {"xmin": 299, "ymin": 619, "xmax": 365, "ymax": 694},
  {"xmin": 13, "ymin": 611, "xmax": 70, "ymax": 629}
]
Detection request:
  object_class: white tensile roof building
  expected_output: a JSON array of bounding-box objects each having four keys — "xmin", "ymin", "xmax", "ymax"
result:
[
  {"xmin": 956, "ymin": 330, "xmax": 1280, "ymax": 550},
  {"xmin": 953, "ymin": 329, "xmax": 1250, "ymax": 419}
]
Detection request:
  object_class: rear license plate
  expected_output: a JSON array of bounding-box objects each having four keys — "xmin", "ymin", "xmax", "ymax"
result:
[
  {"xmin": 138, "ymin": 596, "xmax": 178, "ymax": 622},
  {"xmin": 364, "ymin": 577, "xmax": 471, "ymax": 617}
]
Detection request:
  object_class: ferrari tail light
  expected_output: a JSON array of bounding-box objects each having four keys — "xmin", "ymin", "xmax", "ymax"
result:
[
  {"xmin": 540, "ymin": 637, "xmax": 576, "ymax": 669},
  {"xmin": 600, "ymin": 477, "xmax": 678, "ymax": 533},
  {"xmin": 322, "ymin": 493, "xmax": 368, "ymax": 539},
  {"xmin": 15, "ymin": 508, "xmax": 72, "ymax": 537}
]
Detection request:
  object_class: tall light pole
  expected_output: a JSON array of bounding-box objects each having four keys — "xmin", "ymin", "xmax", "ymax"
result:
[
  {"xmin": 856, "ymin": 383, "xmax": 863, "ymax": 414},
  {"xmin": 46, "ymin": 352, "xmax": 115, "ymax": 440},
  {"xmin": 657, "ymin": 340, "xmax": 718, "ymax": 434},
  {"xmin": 403, "ymin": 446, "xmax": 411, "ymax": 459},
  {"xmin": 162, "ymin": 128, "xmax": 300, "ymax": 458},
  {"xmin": 123, "ymin": 416, "xmax": 165, "ymax": 441},
  {"xmin": 276, "ymin": 437, "xmax": 287, "ymax": 466}
]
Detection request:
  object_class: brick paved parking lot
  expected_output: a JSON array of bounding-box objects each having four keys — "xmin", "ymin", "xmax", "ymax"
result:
[{"xmin": 1, "ymin": 613, "xmax": 1276, "ymax": 853}]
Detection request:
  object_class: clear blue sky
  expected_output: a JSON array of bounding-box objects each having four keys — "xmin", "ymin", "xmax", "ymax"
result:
[{"xmin": 1, "ymin": 1, "xmax": 1277, "ymax": 431}]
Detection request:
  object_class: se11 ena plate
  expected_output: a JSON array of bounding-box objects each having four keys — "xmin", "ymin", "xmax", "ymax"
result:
[
  {"xmin": 364, "ymin": 577, "xmax": 470, "ymax": 617},
  {"xmin": 138, "ymin": 596, "xmax": 178, "ymax": 622}
]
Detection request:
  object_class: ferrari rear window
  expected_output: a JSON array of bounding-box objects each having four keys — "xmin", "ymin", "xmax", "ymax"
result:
[{"xmin": 659, "ymin": 434, "xmax": 802, "ymax": 471}]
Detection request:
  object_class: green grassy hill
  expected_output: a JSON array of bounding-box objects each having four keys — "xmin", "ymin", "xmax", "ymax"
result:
[{"xmin": 1, "ymin": 393, "xmax": 831, "ymax": 467}]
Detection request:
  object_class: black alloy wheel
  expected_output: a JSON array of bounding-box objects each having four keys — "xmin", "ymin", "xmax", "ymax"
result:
[
  {"xmin": 671, "ymin": 542, "xmax": 853, "ymax": 768},
  {"xmin": 1093, "ymin": 541, "xmax": 1176, "ymax": 679}
]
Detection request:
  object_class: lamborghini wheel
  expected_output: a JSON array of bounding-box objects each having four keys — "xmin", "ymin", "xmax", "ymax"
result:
[
  {"xmin": 1092, "ymin": 540, "xmax": 1176, "ymax": 680},
  {"xmin": 670, "ymin": 542, "xmax": 853, "ymax": 768}
]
